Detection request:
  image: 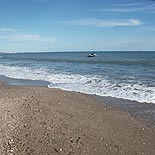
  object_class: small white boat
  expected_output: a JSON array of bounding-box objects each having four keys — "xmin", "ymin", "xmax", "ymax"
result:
[{"xmin": 87, "ymin": 53, "xmax": 97, "ymax": 57}]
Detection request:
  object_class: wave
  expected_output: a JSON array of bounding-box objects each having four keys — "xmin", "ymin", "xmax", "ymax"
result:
[
  {"xmin": 0, "ymin": 64, "xmax": 154, "ymax": 104},
  {"xmin": 2, "ymin": 55, "xmax": 155, "ymax": 66}
]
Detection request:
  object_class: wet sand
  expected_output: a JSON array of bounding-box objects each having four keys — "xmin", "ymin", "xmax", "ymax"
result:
[
  {"xmin": 0, "ymin": 82, "xmax": 155, "ymax": 155},
  {"xmin": 95, "ymin": 95, "xmax": 155, "ymax": 128}
]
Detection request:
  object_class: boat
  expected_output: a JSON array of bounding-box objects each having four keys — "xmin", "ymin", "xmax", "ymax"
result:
[{"xmin": 87, "ymin": 53, "xmax": 97, "ymax": 57}]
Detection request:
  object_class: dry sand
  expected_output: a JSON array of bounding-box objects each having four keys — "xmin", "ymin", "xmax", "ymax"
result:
[{"xmin": 0, "ymin": 82, "xmax": 155, "ymax": 155}]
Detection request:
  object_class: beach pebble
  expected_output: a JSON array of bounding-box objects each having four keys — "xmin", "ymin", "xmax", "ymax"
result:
[{"xmin": 10, "ymin": 149, "xmax": 14, "ymax": 152}]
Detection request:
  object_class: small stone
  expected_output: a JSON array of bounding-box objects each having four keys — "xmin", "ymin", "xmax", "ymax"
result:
[
  {"xmin": 70, "ymin": 140, "xmax": 73, "ymax": 143},
  {"xmin": 10, "ymin": 149, "xmax": 14, "ymax": 152},
  {"xmin": 54, "ymin": 148, "xmax": 59, "ymax": 153}
]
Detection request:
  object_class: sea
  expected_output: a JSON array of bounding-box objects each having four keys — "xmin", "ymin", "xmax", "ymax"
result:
[{"xmin": 0, "ymin": 51, "xmax": 155, "ymax": 104}]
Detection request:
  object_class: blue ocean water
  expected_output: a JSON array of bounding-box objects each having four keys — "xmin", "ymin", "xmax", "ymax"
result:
[{"xmin": 0, "ymin": 51, "xmax": 155, "ymax": 103}]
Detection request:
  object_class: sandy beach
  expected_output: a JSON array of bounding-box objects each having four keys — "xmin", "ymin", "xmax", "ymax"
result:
[{"xmin": 0, "ymin": 82, "xmax": 155, "ymax": 155}]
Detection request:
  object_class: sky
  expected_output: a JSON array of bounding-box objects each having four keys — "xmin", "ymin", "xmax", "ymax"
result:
[{"xmin": 0, "ymin": 0, "xmax": 155, "ymax": 52}]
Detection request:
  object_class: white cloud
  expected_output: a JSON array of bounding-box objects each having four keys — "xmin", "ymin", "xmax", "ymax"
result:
[
  {"xmin": 113, "ymin": 3, "xmax": 140, "ymax": 7},
  {"xmin": 7, "ymin": 33, "xmax": 55, "ymax": 42},
  {"xmin": 0, "ymin": 28, "xmax": 54, "ymax": 43},
  {"xmin": 64, "ymin": 18, "xmax": 142, "ymax": 27},
  {"xmin": 99, "ymin": 3, "xmax": 155, "ymax": 13},
  {"xmin": 0, "ymin": 28, "xmax": 16, "ymax": 33}
]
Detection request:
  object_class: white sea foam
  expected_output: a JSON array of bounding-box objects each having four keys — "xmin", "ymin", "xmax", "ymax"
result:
[{"xmin": 0, "ymin": 64, "xmax": 155, "ymax": 104}]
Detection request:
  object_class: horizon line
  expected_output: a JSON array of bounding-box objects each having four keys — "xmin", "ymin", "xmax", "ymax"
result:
[{"xmin": 0, "ymin": 50, "xmax": 155, "ymax": 54}]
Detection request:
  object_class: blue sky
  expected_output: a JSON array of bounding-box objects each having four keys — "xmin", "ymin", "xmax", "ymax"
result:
[{"xmin": 0, "ymin": 0, "xmax": 155, "ymax": 52}]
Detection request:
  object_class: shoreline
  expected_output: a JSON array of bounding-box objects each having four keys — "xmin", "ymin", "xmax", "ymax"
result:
[
  {"xmin": 1, "ymin": 75, "xmax": 155, "ymax": 128},
  {"xmin": 0, "ymin": 82, "xmax": 155, "ymax": 154},
  {"xmin": 0, "ymin": 74, "xmax": 154, "ymax": 105},
  {"xmin": 94, "ymin": 95, "xmax": 155, "ymax": 128}
]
